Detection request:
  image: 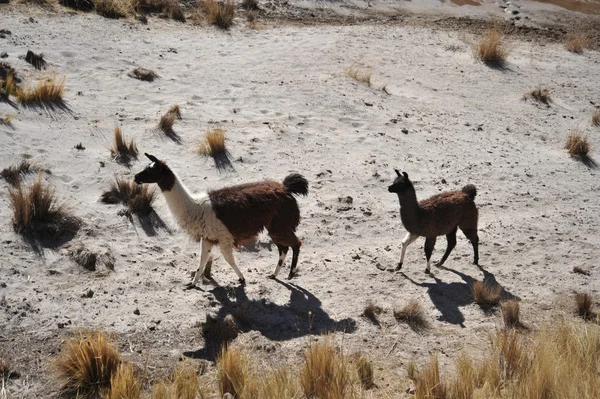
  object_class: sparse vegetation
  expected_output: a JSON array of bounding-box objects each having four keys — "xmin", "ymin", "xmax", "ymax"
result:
[
  {"xmin": 129, "ymin": 67, "xmax": 159, "ymax": 81},
  {"xmin": 95, "ymin": 0, "xmax": 129, "ymax": 18},
  {"xmin": 300, "ymin": 338, "xmax": 353, "ymax": 399},
  {"xmin": 74, "ymin": 142, "xmax": 85, "ymax": 150},
  {"xmin": 522, "ymin": 87, "xmax": 551, "ymax": 104},
  {"xmin": 58, "ymin": 0, "xmax": 95, "ymax": 11},
  {"xmin": 354, "ymin": 354, "xmax": 374, "ymax": 390},
  {"xmin": 474, "ymin": 27, "xmax": 509, "ymax": 67},
  {"xmin": 361, "ymin": 300, "xmax": 382, "ymax": 326},
  {"xmin": 565, "ymin": 130, "xmax": 590, "ymax": 158},
  {"xmin": 241, "ymin": 0, "xmax": 258, "ymax": 10},
  {"xmin": 16, "ymin": 74, "xmax": 66, "ymax": 106},
  {"xmin": 565, "ymin": 33, "xmax": 591, "ymax": 54},
  {"xmin": 151, "ymin": 361, "xmax": 200, "ymax": 399},
  {"xmin": 133, "ymin": 0, "xmax": 185, "ymax": 21},
  {"xmin": 110, "ymin": 126, "xmax": 138, "ymax": 163},
  {"xmin": 1, "ymin": 113, "xmax": 13, "ymax": 126},
  {"xmin": 9, "ymin": 174, "xmax": 80, "ymax": 238},
  {"xmin": 471, "ymin": 280, "xmax": 502, "ymax": 308},
  {"xmin": 1, "ymin": 160, "xmax": 45, "ymax": 186},
  {"xmin": 1, "ymin": 71, "xmax": 18, "ymax": 99},
  {"xmin": 394, "ymin": 300, "xmax": 429, "ymax": 331},
  {"xmin": 198, "ymin": 127, "xmax": 227, "ymax": 157},
  {"xmin": 346, "ymin": 65, "xmax": 372, "ymax": 85},
  {"xmin": 105, "ymin": 362, "xmax": 141, "ymax": 399},
  {"xmin": 53, "ymin": 330, "xmax": 121, "ymax": 398},
  {"xmin": 216, "ymin": 346, "xmax": 250, "ymax": 398},
  {"xmin": 159, "ymin": 110, "xmax": 177, "ymax": 136},
  {"xmin": 592, "ymin": 110, "xmax": 600, "ymax": 127},
  {"xmin": 101, "ymin": 176, "xmax": 156, "ymax": 216},
  {"xmin": 500, "ymin": 299, "xmax": 522, "ymax": 329},
  {"xmin": 203, "ymin": 0, "xmax": 235, "ymax": 30},
  {"xmin": 575, "ymin": 293, "xmax": 596, "ymax": 321},
  {"xmin": 168, "ymin": 104, "xmax": 181, "ymax": 119},
  {"xmin": 25, "ymin": 50, "xmax": 46, "ymax": 70}
]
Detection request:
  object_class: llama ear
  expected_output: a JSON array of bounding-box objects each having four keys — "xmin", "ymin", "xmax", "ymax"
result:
[
  {"xmin": 395, "ymin": 169, "xmax": 401, "ymax": 177},
  {"xmin": 145, "ymin": 153, "xmax": 159, "ymax": 163},
  {"xmin": 403, "ymin": 172, "xmax": 409, "ymax": 180}
]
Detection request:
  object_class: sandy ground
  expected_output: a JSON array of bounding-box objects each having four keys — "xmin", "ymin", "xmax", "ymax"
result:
[{"xmin": 1, "ymin": 2, "xmax": 600, "ymax": 397}]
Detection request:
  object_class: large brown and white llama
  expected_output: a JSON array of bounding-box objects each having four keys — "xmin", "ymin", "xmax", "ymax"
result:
[
  {"xmin": 388, "ymin": 170, "xmax": 479, "ymax": 274},
  {"xmin": 134, "ymin": 153, "xmax": 308, "ymax": 285}
]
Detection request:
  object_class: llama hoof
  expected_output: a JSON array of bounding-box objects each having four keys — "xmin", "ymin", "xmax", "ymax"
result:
[
  {"xmin": 395, "ymin": 263, "xmax": 403, "ymax": 271},
  {"xmin": 267, "ymin": 274, "xmax": 276, "ymax": 279},
  {"xmin": 424, "ymin": 269, "xmax": 431, "ymax": 275},
  {"xmin": 184, "ymin": 282, "xmax": 196, "ymax": 290},
  {"xmin": 238, "ymin": 278, "xmax": 246, "ymax": 285},
  {"xmin": 287, "ymin": 272, "xmax": 295, "ymax": 280}
]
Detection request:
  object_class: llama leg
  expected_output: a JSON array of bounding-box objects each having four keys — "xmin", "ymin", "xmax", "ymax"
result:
[
  {"xmin": 269, "ymin": 244, "xmax": 289, "ymax": 279},
  {"xmin": 461, "ymin": 229, "xmax": 480, "ymax": 265},
  {"xmin": 424, "ymin": 237, "xmax": 437, "ymax": 274},
  {"xmin": 220, "ymin": 245, "xmax": 246, "ymax": 284},
  {"xmin": 288, "ymin": 242, "xmax": 301, "ymax": 280},
  {"xmin": 203, "ymin": 255, "xmax": 213, "ymax": 278},
  {"xmin": 396, "ymin": 232, "xmax": 419, "ymax": 271},
  {"xmin": 191, "ymin": 239, "xmax": 214, "ymax": 286},
  {"xmin": 436, "ymin": 227, "xmax": 457, "ymax": 267}
]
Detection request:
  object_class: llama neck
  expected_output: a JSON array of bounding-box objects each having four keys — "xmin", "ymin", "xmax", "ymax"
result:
[
  {"xmin": 397, "ymin": 186, "xmax": 421, "ymax": 231},
  {"xmin": 161, "ymin": 174, "xmax": 198, "ymax": 223}
]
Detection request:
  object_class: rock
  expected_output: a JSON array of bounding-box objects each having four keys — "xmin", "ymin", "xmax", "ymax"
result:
[
  {"xmin": 133, "ymin": 308, "xmax": 140, "ymax": 315},
  {"xmin": 82, "ymin": 289, "xmax": 94, "ymax": 298}
]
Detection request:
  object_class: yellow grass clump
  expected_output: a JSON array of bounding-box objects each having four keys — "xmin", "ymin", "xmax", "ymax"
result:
[
  {"xmin": 394, "ymin": 300, "xmax": 429, "ymax": 331},
  {"xmin": 16, "ymin": 75, "xmax": 65, "ymax": 105},
  {"xmin": 216, "ymin": 346, "xmax": 250, "ymax": 398},
  {"xmin": 500, "ymin": 299, "xmax": 522, "ymax": 329},
  {"xmin": 300, "ymin": 338, "xmax": 354, "ymax": 399},
  {"xmin": 203, "ymin": 0, "xmax": 235, "ymax": 30},
  {"xmin": 198, "ymin": 127, "xmax": 227, "ymax": 156},
  {"xmin": 110, "ymin": 126, "xmax": 138, "ymax": 162},
  {"xmin": 522, "ymin": 87, "xmax": 551, "ymax": 104},
  {"xmin": 474, "ymin": 27, "xmax": 509, "ymax": 66},
  {"xmin": 471, "ymin": 280, "xmax": 502, "ymax": 308},
  {"xmin": 346, "ymin": 65, "xmax": 372, "ymax": 85},
  {"xmin": 565, "ymin": 130, "xmax": 590, "ymax": 158},
  {"xmin": 53, "ymin": 331, "xmax": 121, "ymax": 398},
  {"xmin": 592, "ymin": 110, "xmax": 600, "ymax": 127},
  {"xmin": 101, "ymin": 176, "xmax": 156, "ymax": 216},
  {"xmin": 104, "ymin": 362, "xmax": 141, "ymax": 399},
  {"xmin": 95, "ymin": 0, "xmax": 129, "ymax": 18},
  {"xmin": 565, "ymin": 33, "xmax": 591, "ymax": 54},
  {"xmin": 354, "ymin": 354, "xmax": 374, "ymax": 390},
  {"xmin": 159, "ymin": 110, "xmax": 177, "ymax": 136},
  {"xmin": 1, "ymin": 73, "xmax": 17, "ymax": 98}
]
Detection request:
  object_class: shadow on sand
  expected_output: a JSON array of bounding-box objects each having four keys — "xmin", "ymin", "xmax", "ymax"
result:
[{"xmin": 183, "ymin": 280, "xmax": 357, "ymax": 361}]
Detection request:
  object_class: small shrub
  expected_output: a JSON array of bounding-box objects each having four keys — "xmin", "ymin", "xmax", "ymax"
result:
[
  {"xmin": 159, "ymin": 110, "xmax": 177, "ymax": 136},
  {"xmin": 394, "ymin": 300, "xmax": 429, "ymax": 331},
  {"xmin": 500, "ymin": 300, "xmax": 522, "ymax": 329},
  {"xmin": 573, "ymin": 266, "xmax": 591, "ymax": 276},
  {"xmin": 471, "ymin": 280, "xmax": 502, "ymax": 308},
  {"xmin": 204, "ymin": 0, "xmax": 235, "ymax": 30},
  {"xmin": 24, "ymin": 50, "xmax": 46, "ymax": 70},
  {"xmin": 133, "ymin": 0, "xmax": 185, "ymax": 21},
  {"xmin": 9, "ymin": 174, "xmax": 80, "ymax": 238},
  {"xmin": 216, "ymin": 346, "xmax": 249, "ymax": 398},
  {"xmin": 74, "ymin": 142, "xmax": 85, "ymax": 150},
  {"xmin": 1, "ymin": 160, "xmax": 44, "ymax": 186},
  {"xmin": 522, "ymin": 87, "xmax": 551, "ymax": 104},
  {"xmin": 53, "ymin": 331, "xmax": 121, "ymax": 398},
  {"xmin": 168, "ymin": 104, "xmax": 181, "ymax": 119},
  {"xmin": 415, "ymin": 354, "xmax": 446, "ymax": 398},
  {"xmin": 95, "ymin": 0, "xmax": 128, "ymax": 18},
  {"xmin": 110, "ymin": 126, "xmax": 138, "ymax": 163},
  {"xmin": 101, "ymin": 177, "xmax": 155, "ymax": 216},
  {"xmin": 0, "ymin": 114, "xmax": 12, "ymax": 126},
  {"xmin": 361, "ymin": 300, "xmax": 382, "ymax": 326},
  {"xmin": 173, "ymin": 361, "xmax": 200, "ymax": 399},
  {"xmin": 565, "ymin": 33, "xmax": 590, "ymax": 54},
  {"xmin": 198, "ymin": 127, "xmax": 226, "ymax": 156},
  {"xmin": 1, "ymin": 71, "xmax": 18, "ymax": 98},
  {"xmin": 0, "ymin": 62, "xmax": 22, "ymax": 85},
  {"xmin": 58, "ymin": 0, "xmax": 95, "ymax": 11},
  {"xmin": 300, "ymin": 338, "xmax": 352, "ymax": 399},
  {"xmin": 474, "ymin": 27, "xmax": 509, "ymax": 67},
  {"xmin": 565, "ymin": 130, "xmax": 590, "ymax": 158},
  {"xmin": 346, "ymin": 65, "xmax": 372, "ymax": 85},
  {"xmin": 407, "ymin": 360, "xmax": 418, "ymax": 381},
  {"xmin": 592, "ymin": 110, "xmax": 600, "ymax": 127},
  {"xmin": 575, "ymin": 293, "xmax": 596, "ymax": 320},
  {"xmin": 354, "ymin": 354, "xmax": 374, "ymax": 390},
  {"xmin": 16, "ymin": 74, "xmax": 65, "ymax": 105},
  {"xmin": 129, "ymin": 67, "xmax": 159, "ymax": 82},
  {"xmin": 105, "ymin": 362, "xmax": 141, "ymax": 399}
]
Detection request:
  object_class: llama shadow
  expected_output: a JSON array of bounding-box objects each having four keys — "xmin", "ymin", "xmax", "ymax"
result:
[
  {"xmin": 135, "ymin": 210, "xmax": 172, "ymax": 237},
  {"xmin": 439, "ymin": 264, "xmax": 520, "ymax": 303},
  {"xmin": 239, "ymin": 239, "xmax": 273, "ymax": 253},
  {"xmin": 183, "ymin": 281, "xmax": 357, "ymax": 361}
]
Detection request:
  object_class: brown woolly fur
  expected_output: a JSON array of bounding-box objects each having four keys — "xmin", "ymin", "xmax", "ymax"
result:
[
  {"xmin": 573, "ymin": 266, "xmax": 591, "ymax": 276},
  {"xmin": 25, "ymin": 50, "xmax": 46, "ymax": 70},
  {"xmin": 105, "ymin": 362, "xmax": 141, "ymax": 399},
  {"xmin": 471, "ymin": 280, "xmax": 502, "ymax": 308},
  {"xmin": 394, "ymin": 300, "xmax": 429, "ymax": 332},
  {"xmin": 300, "ymin": 338, "xmax": 353, "ymax": 399},
  {"xmin": 16, "ymin": 74, "xmax": 65, "ymax": 105},
  {"xmin": 361, "ymin": 300, "xmax": 382, "ymax": 326},
  {"xmin": 592, "ymin": 110, "xmax": 600, "ymax": 127},
  {"xmin": 413, "ymin": 322, "xmax": 600, "ymax": 399},
  {"xmin": 198, "ymin": 127, "xmax": 226, "ymax": 156},
  {"xmin": 500, "ymin": 300, "xmax": 522, "ymax": 329},
  {"xmin": 575, "ymin": 293, "xmax": 596, "ymax": 320},
  {"xmin": 474, "ymin": 27, "xmax": 509, "ymax": 67},
  {"xmin": 9, "ymin": 174, "xmax": 81, "ymax": 238},
  {"xmin": 58, "ymin": 0, "xmax": 95, "ymax": 11},
  {"xmin": 522, "ymin": 87, "xmax": 551, "ymax": 104},
  {"xmin": 346, "ymin": 65, "xmax": 372, "ymax": 85},
  {"xmin": 216, "ymin": 346, "xmax": 250, "ymax": 398},
  {"xmin": 565, "ymin": 130, "xmax": 590, "ymax": 157},
  {"xmin": 129, "ymin": 67, "xmax": 159, "ymax": 81},
  {"xmin": 95, "ymin": 0, "xmax": 129, "ymax": 18},
  {"xmin": 110, "ymin": 126, "xmax": 138, "ymax": 164},
  {"xmin": 101, "ymin": 177, "xmax": 155, "ymax": 216},
  {"xmin": 204, "ymin": 0, "xmax": 235, "ymax": 30},
  {"xmin": 53, "ymin": 330, "xmax": 121, "ymax": 398},
  {"xmin": 354, "ymin": 354, "xmax": 374, "ymax": 390},
  {"xmin": 565, "ymin": 33, "xmax": 591, "ymax": 53},
  {"xmin": 1, "ymin": 160, "xmax": 45, "ymax": 186}
]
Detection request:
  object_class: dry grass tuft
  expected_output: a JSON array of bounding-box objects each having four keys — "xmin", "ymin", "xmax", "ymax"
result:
[
  {"xmin": 105, "ymin": 362, "xmax": 141, "ymax": 399},
  {"xmin": 130, "ymin": 67, "xmax": 159, "ymax": 81},
  {"xmin": 354, "ymin": 354, "xmax": 374, "ymax": 390},
  {"xmin": 159, "ymin": 110, "xmax": 177, "ymax": 136},
  {"xmin": 9, "ymin": 174, "xmax": 80, "ymax": 238},
  {"xmin": 204, "ymin": 0, "xmax": 235, "ymax": 30},
  {"xmin": 414, "ymin": 354, "xmax": 446, "ymax": 399},
  {"xmin": 346, "ymin": 65, "xmax": 372, "ymax": 85},
  {"xmin": 471, "ymin": 280, "xmax": 502, "ymax": 308},
  {"xmin": 0, "ymin": 114, "xmax": 13, "ymax": 126},
  {"xmin": 1, "ymin": 160, "xmax": 45, "ymax": 186},
  {"xmin": 94, "ymin": 0, "xmax": 129, "ymax": 18},
  {"xmin": 16, "ymin": 74, "xmax": 65, "ymax": 105},
  {"xmin": 101, "ymin": 176, "xmax": 156, "ymax": 216},
  {"xmin": 592, "ymin": 110, "xmax": 600, "ymax": 127},
  {"xmin": 198, "ymin": 127, "xmax": 227, "ymax": 157},
  {"xmin": 1, "ymin": 67, "xmax": 18, "ymax": 99},
  {"xmin": 69, "ymin": 246, "xmax": 115, "ymax": 272},
  {"xmin": 201, "ymin": 314, "xmax": 239, "ymax": 348},
  {"xmin": 474, "ymin": 27, "xmax": 509, "ymax": 67},
  {"xmin": 168, "ymin": 104, "xmax": 181, "ymax": 119},
  {"xmin": 565, "ymin": 33, "xmax": 591, "ymax": 54},
  {"xmin": 573, "ymin": 266, "xmax": 591, "ymax": 276},
  {"xmin": 133, "ymin": 0, "xmax": 186, "ymax": 21},
  {"xmin": 522, "ymin": 87, "xmax": 551, "ymax": 104},
  {"xmin": 300, "ymin": 338, "xmax": 353, "ymax": 399},
  {"xmin": 216, "ymin": 346, "xmax": 250, "ymax": 398},
  {"xmin": 575, "ymin": 293, "xmax": 596, "ymax": 320},
  {"xmin": 58, "ymin": 0, "xmax": 95, "ymax": 11},
  {"xmin": 500, "ymin": 300, "xmax": 523, "ymax": 329},
  {"xmin": 110, "ymin": 126, "xmax": 138, "ymax": 163},
  {"xmin": 565, "ymin": 130, "xmax": 590, "ymax": 158},
  {"xmin": 394, "ymin": 300, "xmax": 429, "ymax": 331},
  {"xmin": 53, "ymin": 330, "xmax": 121, "ymax": 398},
  {"xmin": 25, "ymin": 50, "xmax": 46, "ymax": 70},
  {"xmin": 361, "ymin": 300, "xmax": 382, "ymax": 326}
]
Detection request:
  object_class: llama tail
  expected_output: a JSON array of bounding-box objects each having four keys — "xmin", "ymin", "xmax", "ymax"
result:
[
  {"xmin": 462, "ymin": 184, "xmax": 477, "ymax": 200},
  {"xmin": 283, "ymin": 173, "xmax": 309, "ymax": 196}
]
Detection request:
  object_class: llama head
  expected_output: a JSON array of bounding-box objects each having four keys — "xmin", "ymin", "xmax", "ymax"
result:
[
  {"xmin": 388, "ymin": 169, "xmax": 412, "ymax": 193},
  {"xmin": 134, "ymin": 153, "xmax": 175, "ymax": 191}
]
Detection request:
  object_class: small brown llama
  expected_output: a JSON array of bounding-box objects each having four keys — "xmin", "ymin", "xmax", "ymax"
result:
[{"xmin": 388, "ymin": 170, "xmax": 479, "ymax": 274}]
